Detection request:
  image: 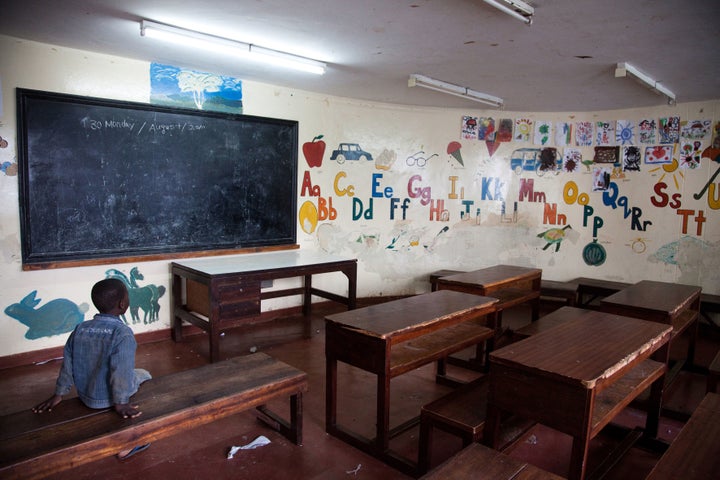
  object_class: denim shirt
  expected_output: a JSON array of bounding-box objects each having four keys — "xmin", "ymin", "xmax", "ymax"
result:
[{"xmin": 55, "ymin": 313, "xmax": 139, "ymax": 409}]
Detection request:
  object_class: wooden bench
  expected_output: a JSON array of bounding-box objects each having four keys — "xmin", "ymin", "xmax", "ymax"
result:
[
  {"xmin": 418, "ymin": 376, "xmax": 534, "ymax": 475},
  {"xmin": 420, "ymin": 442, "xmax": 563, "ymax": 480},
  {"xmin": 0, "ymin": 352, "xmax": 308, "ymax": 480},
  {"xmin": 645, "ymin": 392, "xmax": 720, "ymax": 479},
  {"xmin": 572, "ymin": 277, "xmax": 631, "ymax": 308},
  {"xmin": 708, "ymin": 350, "xmax": 720, "ymax": 393},
  {"xmin": 540, "ymin": 280, "xmax": 578, "ymax": 307},
  {"xmin": 429, "ymin": 269, "xmax": 465, "ymax": 292},
  {"xmin": 700, "ymin": 292, "xmax": 720, "ymax": 325}
]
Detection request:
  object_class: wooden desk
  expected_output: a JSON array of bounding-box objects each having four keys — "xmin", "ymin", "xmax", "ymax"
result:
[
  {"xmin": 483, "ymin": 309, "xmax": 672, "ymax": 480},
  {"xmin": 600, "ymin": 280, "xmax": 701, "ymax": 383},
  {"xmin": 325, "ymin": 290, "xmax": 499, "ymax": 475},
  {"xmin": 172, "ymin": 250, "xmax": 357, "ymax": 362},
  {"xmin": 436, "ymin": 265, "xmax": 542, "ymax": 322},
  {"xmin": 435, "ymin": 265, "xmax": 541, "ymax": 372}
]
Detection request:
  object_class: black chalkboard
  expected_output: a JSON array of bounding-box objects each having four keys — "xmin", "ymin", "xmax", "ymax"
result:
[{"xmin": 17, "ymin": 89, "xmax": 298, "ymax": 268}]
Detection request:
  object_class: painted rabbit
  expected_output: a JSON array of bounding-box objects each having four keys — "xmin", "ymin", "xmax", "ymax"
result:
[{"xmin": 4, "ymin": 291, "xmax": 88, "ymax": 339}]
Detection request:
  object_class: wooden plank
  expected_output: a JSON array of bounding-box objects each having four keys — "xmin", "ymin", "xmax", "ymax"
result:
[
  {"xmin": 420, "ymin": 443, "xmax": 562, "ymax": 480},
  {"xmin": 0, "ymin": 353, "xmax": 307, "ymax": 480},
  {"xmin": 646, "ymin": 393, "xmax": 720, "ymax": 480}
]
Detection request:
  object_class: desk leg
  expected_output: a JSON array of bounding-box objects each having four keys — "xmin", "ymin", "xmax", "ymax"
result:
[
  {"xmin": 209, "ymin": 329, "xmax": 220, "ymax": 363},
  {"xmin": 531, "ymin": 276, "xmax": 541, "ymax": 322},
  {"xmin": 326, "ymin": 357, "xmax": 337, "ymax": 431},
  {"xmin": 568, "ymin": 435, "xmax": 590, "ymax": 480},
  {"xmin": 377, "ymin": 373, "xmax": 391, "ymax": 452},
  {"xmin": 171, "ymin": 273, "xmax": 184, "ymax": 342},
  {"xmin": 686, "ymin": 316, "xmax": 698, "ymax": 369},
  {"xmin": 646, "ymin": 342, "xmax": 670, "ymax": 439},
  {"xmin": 343, "ymin": 264, "xmax": 357, "ymax": 310},
  {"xmin": 482, "ymin": 403, "xmax": 502, "ymax": 449},
  {"xmin": 531, "ymin": 295, "xmax": 540, "ymax": 322},
  {"xmin": 303, "ymin": 274, "xmax": 312, "ymax": 316}
]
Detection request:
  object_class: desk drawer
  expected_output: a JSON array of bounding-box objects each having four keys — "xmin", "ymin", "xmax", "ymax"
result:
[{"xmin": 186, "ymin": 278, "xmax": 261, "ymax": 318}]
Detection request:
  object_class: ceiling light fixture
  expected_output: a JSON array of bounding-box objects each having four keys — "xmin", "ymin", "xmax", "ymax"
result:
[
  {"xmin": 140, "ymin": 20, "xmax": 327, "ymax": 75},
  {"xmin": 408, "ymin": 74, "xmax": 504, "ymax": 108},
  {"xmin": 615, "ymin": 62, "xmax": 676, "ymax": 105},
  {"xmin": 483, "ymin": 0, "xmax": 534, "ymax": 25}
]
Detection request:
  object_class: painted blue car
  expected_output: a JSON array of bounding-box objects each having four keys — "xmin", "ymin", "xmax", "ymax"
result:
[
  {"xmin": 510, "ymin": 148, "xmax": 562, "ymax": 176},
  {"xmin": 330, "ymin": 143, "xmax": 373, "ymax": 163}
]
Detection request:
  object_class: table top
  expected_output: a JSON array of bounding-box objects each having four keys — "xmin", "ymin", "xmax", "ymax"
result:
[
  {"xmin": 171, "ymin": 249, "xmax": 356, "ymax": 275},
  {"xmin": 490, "ymin": 308, "xmax": 672, "ymax": 389},
  {"xmin": 601, "ymin": 280, "xmax": 701, "ymax": 317},
  {"xmin": 438, "ymin": 264, "xmax": 541, "ymax": 289},
  {"xmin": 325, "ymin": 290, "xmax": 498, "ymax": 340}
]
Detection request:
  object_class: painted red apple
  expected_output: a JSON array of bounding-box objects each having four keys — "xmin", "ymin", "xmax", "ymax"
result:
[{"xmin": 303, "ymin": 135, "xmax": 325, "ymax": 168}]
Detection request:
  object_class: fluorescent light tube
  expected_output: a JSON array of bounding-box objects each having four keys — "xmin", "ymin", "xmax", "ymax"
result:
[
  {"xmin": 483, "ymin": 0, "xmax": 534, "ymax": 25},
  {"xmin": 615, "ymin": 62, "xmax": 676, "ymax": 105},
  {"xmin": 140, "ymin": 20, "xmax": 326, "ymax": 75},
  {"xmin": 408, "ymin": 74, "xmax": 504, "ymax": 108}
]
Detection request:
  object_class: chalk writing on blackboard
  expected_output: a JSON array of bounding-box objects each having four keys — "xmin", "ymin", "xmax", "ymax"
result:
[{"xmin": 17, "ymin": 89, "xmax": 298, "ymax": 269}]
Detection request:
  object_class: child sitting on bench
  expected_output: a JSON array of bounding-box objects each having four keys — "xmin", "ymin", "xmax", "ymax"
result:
[{"xmin": 32, "ymin": 278, "xmax": 152, "ymax": 460}]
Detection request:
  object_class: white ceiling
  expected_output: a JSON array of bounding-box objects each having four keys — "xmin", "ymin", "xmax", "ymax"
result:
[{"xmin": 1, "ymin": 0, "xmax": 719, "ymax": 112}]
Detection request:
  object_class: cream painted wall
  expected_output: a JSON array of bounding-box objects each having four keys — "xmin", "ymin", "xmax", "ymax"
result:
[{"xmin": 1, "ymin": 35, "xmax": 718, "ymax": 357}]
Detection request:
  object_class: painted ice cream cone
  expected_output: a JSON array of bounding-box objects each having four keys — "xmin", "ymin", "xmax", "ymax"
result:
[{"xmin": 447, "ymin": 141, "xmax": 463, "ymax": 166}]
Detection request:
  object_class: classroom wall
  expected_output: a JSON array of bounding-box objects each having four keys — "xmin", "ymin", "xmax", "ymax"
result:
[{"xmin": 1, "ymin": 34, "xmax": 718, "ymax": 358}]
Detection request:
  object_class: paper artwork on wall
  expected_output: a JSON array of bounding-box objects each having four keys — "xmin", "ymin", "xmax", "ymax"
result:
[
  {"xmin": 563, "ymin": 148, "xmax": 582, "ymax": 173},
  {"xmin": 514, "ymin": 118, "xmax": 533, "ymax": 142},
  {"xmin": 478, "ymin": 117, "xmax": 496, "ymax": 141},
  {"xmin": 596, "ymin": 121, "xmax": 615, "ymax": 146},
  {"xmin": 594, "ymin": 146, "xmax": 620, "ymax": 164},
  {"xmin": 555, "ymin": 122, "xmax": 572, "ymax": 146},
  {"xmin": 496, "ymin": 119, "xmax": 513, "ymax": 142},
  {"xmin": 150, "ymin": 63, "xmax": 243, "ymax": 113},
  {"xmin": 616, "ymin": 120, "xmax": 635, "ymax": 145},
  {"xmin": 644, "ymin": 145, "xmax": 674, "ymax": 164},
  {"xmin": 659, "ymin": 116, "xmax": 680, "ymax": 144},
  {"xmin": 679, "ymin": 141, "xmax": 702, "ymax": 169},
  {"xmin": 638, "ymin": 118, "xmax": 657, "ymax": 144},
  {"xmin": 622, "ymin": 146, "xmax": 642, "ymax": 172},
  {"xmin": 575, "ymin": 122, "xmax": 593, "ymax": 146},
  {"xmin": 534, "ymin": 121, "xmax": 552, "ymax": 145},
  {"xmin": 592, "ymin": 167, "xmax": 612, "ymax": 191},
  {"xmin": 462, "ymin": 116, "xmax": 479, "ymax": 140},
  {"xmin": 680, "ymin": 119, "xmax": 711, "ymax": 141}
]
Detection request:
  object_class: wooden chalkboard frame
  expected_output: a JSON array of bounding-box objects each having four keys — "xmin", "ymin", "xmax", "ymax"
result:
[{"xmin": 17, "ymin": 89, "xmax": 298, "ymax": 270}]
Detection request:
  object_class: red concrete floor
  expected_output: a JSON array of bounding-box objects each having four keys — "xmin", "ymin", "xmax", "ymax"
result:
[{"xmin": 1, "ymin": 300, "xmax": 717, "ymax": 479}]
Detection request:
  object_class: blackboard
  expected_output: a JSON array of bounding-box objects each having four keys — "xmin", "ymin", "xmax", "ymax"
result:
[{"xmin": 17, "ymin": 89, "xmax": 298, "ymax": 269}]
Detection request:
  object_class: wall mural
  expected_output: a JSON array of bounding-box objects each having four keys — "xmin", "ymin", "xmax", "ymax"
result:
[
  {"xmin": 105, "ymin": 267, "xmax": 166, "ymax": 325},
  {"xmin": 0, "ymin": 134, "xmax": 17, "ymax": 176},
  {"xmin": 2, "ymin": 266, "xmax": 166, "ymax": 339},
  {"xmin": 4, "ymin": 291, "xmax": 88, "ymax": 339},
  {"xmin": 298, "ymin": 115, "xmax": 720, "ymax": 280}
]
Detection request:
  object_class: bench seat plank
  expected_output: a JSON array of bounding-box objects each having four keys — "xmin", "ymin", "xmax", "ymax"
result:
[
  {"xmin": 420, "ymin": 443, "xmax": 563, "ymax": 480},
  {"xmin": 0, "ymin": 353, "xmax": 307, "ymax": 480},
  {"xmin": 646, "ymin": 392, "xmax": 720, "ymax": 480}
]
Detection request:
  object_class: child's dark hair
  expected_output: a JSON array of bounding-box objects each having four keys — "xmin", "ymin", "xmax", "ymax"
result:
[{"xmin": 91, "ymin": 278, "xmax": 128, "ymax": 313}]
